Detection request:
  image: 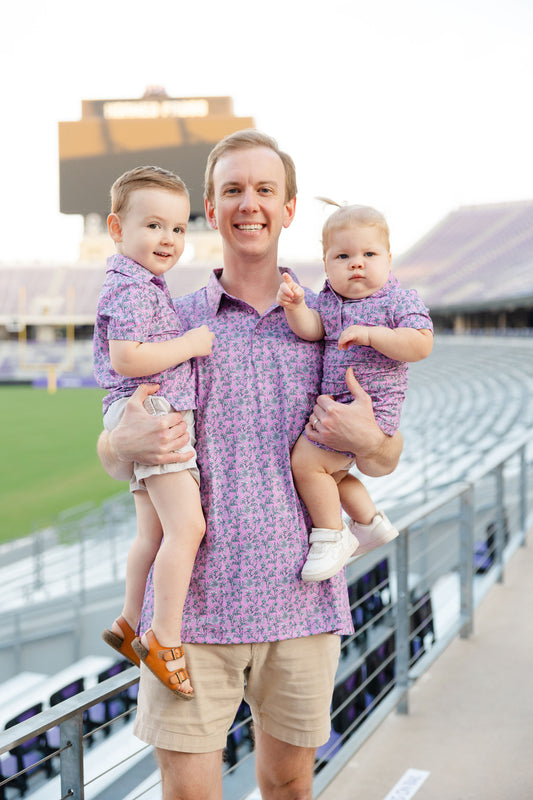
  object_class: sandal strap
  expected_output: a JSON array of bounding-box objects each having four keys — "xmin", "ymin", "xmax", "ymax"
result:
[
  {"xmin": 159, "ymin": 645, "xmax": 185, "ymax": 662},
  {"xmin": 169, "ymin": 667, "xmax": 190, "ymax": 686}
]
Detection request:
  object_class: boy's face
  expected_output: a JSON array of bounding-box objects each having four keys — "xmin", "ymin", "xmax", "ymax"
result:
[
  {"xmin": 108, "ymin": 188, "xmax": 190, "ymax": 276},
  {"xmin": 204, "ymin": 146, "xmax": 296, "ymax": 263},
  {"xmin": 324, "ymin": 225, "xmax": 391, "ymax": 300}
]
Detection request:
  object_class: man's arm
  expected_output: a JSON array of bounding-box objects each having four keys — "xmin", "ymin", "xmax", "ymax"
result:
[
  {"xmin": 305, "ymin": 367, "xmax": 403, "ymax": 477},
  {"xmin": 97, "ymin": 384, "xmax": 193, "ymax": 480}
]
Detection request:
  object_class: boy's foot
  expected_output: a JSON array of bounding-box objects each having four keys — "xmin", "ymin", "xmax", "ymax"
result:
[
  {"xmin": 349, "ymin": 511, "xmax": 399, "ymax": 556},
  {"xmin": 132, "ymin": 629, "xmax": 195, "ymax": 700},
  {"xmin": 101, "ymin": 615, "xmax": 140, "ymax": 667},
  {"xmin": 301, "ymin": 523, "xmax": 359, "ymax": 582}
]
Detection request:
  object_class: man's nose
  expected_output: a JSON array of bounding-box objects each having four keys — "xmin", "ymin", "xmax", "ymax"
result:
[{"xmin": 239, "ymin": 187, "xmax": 259, "ymax": 212}]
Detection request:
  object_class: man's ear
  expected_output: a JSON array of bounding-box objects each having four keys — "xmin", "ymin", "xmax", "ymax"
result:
[
  {"xmin": 107, "ymin": 213, "xmax": 123, "ymax": 242},
  {"xmin": 282, "ymin": 196, "xmax": 297, "ymax": 229},
  {"xmin": 204, "ymin": 198, "xmax": 218, "ymax": 230}
]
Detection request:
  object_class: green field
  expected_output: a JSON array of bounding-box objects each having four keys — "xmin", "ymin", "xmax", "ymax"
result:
[{"xmin": 1, "ymin": 386, "xmax": 126, "ymax": 543}]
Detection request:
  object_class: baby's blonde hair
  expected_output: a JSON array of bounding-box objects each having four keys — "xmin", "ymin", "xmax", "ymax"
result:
[
  {"xmin": 319, "ymin": 198, "xmax": 390, "ymax": 256},
  {"xmin": 110, "ymin": 165, "xmax": 189, "ymax": 215}
]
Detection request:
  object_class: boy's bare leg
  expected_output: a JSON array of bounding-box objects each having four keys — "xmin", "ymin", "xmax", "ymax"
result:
[
  {"xmin": 113, "ymin": 490, "xmax": 163, "ymax": 636},
  {"xmin": 140, "ymin": 470, "xmax": 205, "ymax": 692},
  {"xmin": 255, "ymin": 727, "xmax": 316, "ymax": 800},
  {"xmin": 156, "ymin": 749, "xmax": 223, "ymax": 800}
]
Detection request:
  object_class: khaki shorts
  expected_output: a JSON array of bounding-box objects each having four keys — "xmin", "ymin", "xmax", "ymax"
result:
[
  {"xmin": 103, "ymin": 397, "xmax": 200, "ymax": 489},
  {"xmin": 133, "ymin": 634, "xmax": 341, "ymax": 752}
]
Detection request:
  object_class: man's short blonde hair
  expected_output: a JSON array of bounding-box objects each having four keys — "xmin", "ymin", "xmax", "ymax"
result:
[
  {"xmin": 320, "ymin": 199, "xmax": 391, "ymax": 255},
  {"xmin": 204, "ymin": 129, "xmax": 297, "ymax": 204},
  {"xmin": 110, "ymin": 166, "xmax": 189, "ymax": 215}
]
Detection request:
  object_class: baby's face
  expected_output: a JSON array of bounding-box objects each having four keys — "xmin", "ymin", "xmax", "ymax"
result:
[
  {"xmin": 323, "ymin": 224, "xmax": 391, "ymax": 300},
  {"xmin": 114, "ymin": 188, "xmax": 190, "ymax": 276}
]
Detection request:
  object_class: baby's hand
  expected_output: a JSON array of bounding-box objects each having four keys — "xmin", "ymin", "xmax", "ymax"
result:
[
  {"xmin": 276, "ymin": 273, "xmax": 305, "ymax": 309},
  {"xmin": 185, "ymin": 325, "xmax": 216, "ymax": 357},
  {"xmin": 338, "ymin": 325, "xmax": 372, "ymax": 350}
]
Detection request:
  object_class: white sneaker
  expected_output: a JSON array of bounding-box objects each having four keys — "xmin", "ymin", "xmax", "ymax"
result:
[
  {"xmin": 301, "ymin": 524, "xmax": 359, "ymax": 582},
  {"xmin": 349, "ymin": 510, "xmax": 398, "ymax": 557}
]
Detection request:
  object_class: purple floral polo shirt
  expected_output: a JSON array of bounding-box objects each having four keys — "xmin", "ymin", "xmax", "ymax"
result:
[
  {"xmin": 317, "ymin": 273, "xmax": 433, "ymax": 436},
  {"xmin": 93, "ymin": 254, "xmax": 196, "ymax": 415},
  {"xmin": 139, "ymin": 268, "xmax": 354, "ymax": 644}
]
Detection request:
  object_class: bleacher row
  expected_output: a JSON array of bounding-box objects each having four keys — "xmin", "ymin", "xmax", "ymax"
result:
[
  {"xmin": 364, "ymin": 336, "xmax": 533, "ymax": 512},
  {"xmin": 0, "ymin": 263, "xmax": 216, "ymax": 325},
  {"xmin": 393, "ymin": 199, "xmax": 533, "ymax": 308}
]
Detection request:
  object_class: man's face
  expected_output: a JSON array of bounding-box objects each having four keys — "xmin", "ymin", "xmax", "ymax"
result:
[{"xmin": 205, "ymin": 146, "xmax": 296, "ymax": 263}]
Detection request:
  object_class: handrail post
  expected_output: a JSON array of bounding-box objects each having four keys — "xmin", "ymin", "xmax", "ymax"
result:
[
  {"xmin": 460, "ymin": 487, "xmax": 474, "ymax": 638},
  {"xmin": 395, "ymin": 528, "xmax": 410, "ymax": 714},
  {"xmin": 59, "ymin": 712, "xmax": 85, "ymax": 799},
  {"xmin": 495, "ymin": 464, "xmax": 505, "ymax": 584},
  {"xmin": 519, "ymin": 444, "xmax": 527, "ymax": 547}
]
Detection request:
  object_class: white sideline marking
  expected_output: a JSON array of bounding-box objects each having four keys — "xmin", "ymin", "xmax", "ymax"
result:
[{"xmin": 383, "ymin": 769, "xmax": 430, "ymax": 800}]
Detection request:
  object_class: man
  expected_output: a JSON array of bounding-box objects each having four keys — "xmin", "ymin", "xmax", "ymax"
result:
[{"xmin": 97, "ymin": 130, "xmax": 402, "ymax": 800}]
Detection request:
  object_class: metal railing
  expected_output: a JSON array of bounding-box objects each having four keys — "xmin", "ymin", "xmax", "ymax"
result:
[{"xmin": 0, "ymin": 432, "xmax": 531, "ymax": 800}]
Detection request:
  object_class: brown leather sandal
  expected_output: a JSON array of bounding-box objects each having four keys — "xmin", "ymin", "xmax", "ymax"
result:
[
  {"xmin": 132, "ymin": 629, "xmax": 195, "ymax": 700},
  {"xmin": 101, "ymin": 615, "xmax": 140, "ymax": 667}
]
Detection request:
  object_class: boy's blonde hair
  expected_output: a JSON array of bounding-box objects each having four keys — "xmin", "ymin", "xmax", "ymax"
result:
[
  {"xmin": 320, "ymin": 198, "xmax": 390, "ymax": 256},
  {"xmin": 204, "ymin": 129, "xmax": 297, "ymax": 204},
  {"xmin": 110, "ymin": 166, "xmax": 189, "ymax": 215}
]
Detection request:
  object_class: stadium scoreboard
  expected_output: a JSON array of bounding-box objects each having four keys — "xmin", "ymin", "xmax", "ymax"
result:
[{"xmin": 58, "ymin": 92, "xmax": 254, "ymax": 222}]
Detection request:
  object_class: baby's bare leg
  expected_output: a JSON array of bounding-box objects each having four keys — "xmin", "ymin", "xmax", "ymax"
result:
[
  {"xmin": 338, "ymin": 473, "xmax": 376, "ymax": 525},
  {"xmin": 291, "ymin": 435, "xmax": 352, "ymax": 529}
]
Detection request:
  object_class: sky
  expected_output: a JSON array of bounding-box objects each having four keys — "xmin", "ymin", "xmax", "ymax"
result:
[{"xmin": 0, "ymin": 0, "xmax": 531, "ymax": 266}]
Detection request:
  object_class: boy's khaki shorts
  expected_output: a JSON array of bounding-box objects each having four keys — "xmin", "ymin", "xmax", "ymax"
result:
[{"xmin": 133, "ymin": 633, "xmax": 341, "ymax": 752}]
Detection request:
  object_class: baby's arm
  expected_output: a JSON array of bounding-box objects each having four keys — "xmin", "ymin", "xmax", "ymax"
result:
[
  {"xmin": 276, "ymin": 273, "xmax": 325, "ymax": 342},
  {"xmin": 110, "ymin": 325, "xmax": 215, "ymax": 378},
  {"xmin": 338, "ymin": 325, "xmax": 433, "ymax": 363}
]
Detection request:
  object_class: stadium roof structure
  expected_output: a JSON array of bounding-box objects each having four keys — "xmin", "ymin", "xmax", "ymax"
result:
[{"xmin": 393, "ymin": 199, "xmax": 533, "ymax": 312}]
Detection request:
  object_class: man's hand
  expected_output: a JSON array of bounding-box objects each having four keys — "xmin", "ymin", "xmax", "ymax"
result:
[
  {"xmin": 305, "ymin": 367, "xmax": 403, "ymax": 477},
  {"xmin": 97, "ymin": 383, "xmax": 193, "ymax": 480}
]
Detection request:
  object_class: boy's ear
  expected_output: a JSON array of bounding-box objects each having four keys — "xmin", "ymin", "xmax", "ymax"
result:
[{"xmin": 107, "ymin": 213, "xmax": 123, "ymax": 242}]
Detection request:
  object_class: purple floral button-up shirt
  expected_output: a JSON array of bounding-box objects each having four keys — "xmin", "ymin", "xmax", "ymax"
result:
[
  {"xmin": 139, "ymin": 269, "xmax": 354, "ymax": 644},
  {"xmin": 93, "ymin": 254, "xmax": 196, "ymax": 414}
]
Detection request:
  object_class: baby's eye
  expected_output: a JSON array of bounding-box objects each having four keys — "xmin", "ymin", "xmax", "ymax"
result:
[
  {"xmin": 148, "ymin": 223, "xmax": 160, "ymax": 230},
  {"xmin": 337, "ymin": 253, "xmax": 349, "ymax": 259},
  {"xmin": 174, "ymin": 227, "xmax": 186, "ymax": 235},
  {"xmin": 365, "ymin": 251, "xmax": 376, "ymax": 257}
]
